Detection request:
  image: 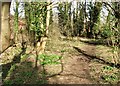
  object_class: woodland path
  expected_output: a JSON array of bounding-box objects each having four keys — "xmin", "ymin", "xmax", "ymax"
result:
[{"xmin": 46, "ymin": 38, "xmax": 98, "ymax": 84}]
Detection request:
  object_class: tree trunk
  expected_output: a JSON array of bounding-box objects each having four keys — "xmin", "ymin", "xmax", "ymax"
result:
[
  {"xmin": 45, "ymin": 0, "xmax": 51, "ymax": 36},
  {"xmin": 37, "ymin": 1, "xmax": 51, "ymax": 55},
  {"xmin": 35, "ymin": 1, "xmax": 51, "ymax": 67},
  {"xmin": 1, "ymin": 2, "xmax": 11, "ymax": 52},
  {"xmin": 0, "ymin": 2, "xmax": 2, "ymax": 52}
]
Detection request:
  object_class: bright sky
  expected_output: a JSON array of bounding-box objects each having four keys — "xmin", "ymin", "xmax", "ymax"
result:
[{"xmin": 10, "ymin": 0, "xmax": 25, "ymax": 18}]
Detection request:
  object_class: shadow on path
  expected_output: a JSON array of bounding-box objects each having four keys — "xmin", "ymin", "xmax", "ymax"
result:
[
  {"xmin": 73, "ymin": 46, "xmax": 120, "ymax": 69},
  {"xmin": 1, "ymin": 46, "xmax": 27, "ymax": 80},
  {"xmin": 80, "ymin": 38, "xmax": 120, "ymax": 48},
  {"xmin": 80, "ymin": 39, "xmax": 106, "ymax": 46}
]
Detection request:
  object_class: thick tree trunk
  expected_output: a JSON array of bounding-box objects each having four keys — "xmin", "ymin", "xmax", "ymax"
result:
[
  {"xmin": 38, "ymin": 1, "xmax": 51, "ymax": 54},
  {"xmin": 1, "ymin": 2, "xmax": 11, "ymax": 52},
  {"xmin": 35, "ymin": 1, "xmax": 51, "ymax": 68},
  {"xmin": 0, "ymin": 2, "xmax": 2, "ymax": 52}
]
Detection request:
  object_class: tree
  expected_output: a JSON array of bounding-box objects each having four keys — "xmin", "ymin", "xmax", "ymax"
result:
[
  {"xmin": 88, "ymin": 2, "xmax": 102, "ymax": 38},
  {"xmin": 14, "ymin": 1, "xmax": 19, "ymax": 43},
  {"xmin": 24, "ymin": 1, "xmax": 51, "ymax": 67},
  {"xmin": 58, "ymin": 1, "xmax": 72, "ymax": 36},
  {"xmin": 1, "ymin": 2, "xmax": 11, "ymax": 52},
  {"xmin": 73, "ymin": 2, "xmax": 85, "ymax": 37},
  {"xmin": 0, "ymin": 2, "xmax": 1, "ymax": 52},
  {"xmin": 102, "ymin": 2, "xmax": 120, "ymax": 64}
]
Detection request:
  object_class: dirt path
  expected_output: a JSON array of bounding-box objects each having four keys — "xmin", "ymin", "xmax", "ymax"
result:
[
  {"xmin": 48, "ymin": 55, "xmax": 94, "ymax": 84},
  {"xmin": 46, "ymin": 38, "xmax": 119, "ymax": 84},
  {"xmin": 47, "ymin": 40, "xmax": 97, "ymax": 84}
]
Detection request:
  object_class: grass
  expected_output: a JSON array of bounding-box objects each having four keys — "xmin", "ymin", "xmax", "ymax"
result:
[
  {"xmin": 38, "ymin": 54, "xmax": 62, "ymax": 65},
  {"xmin": 3, "ymin": 61, "xmax": 40, "ymax": 84},
  {"xmin": 101, "ymin": 65, "xmax": 119, "ymax": 84},
  {"xmin": 3, "ymin": 53, "xmax": 63, "ymax": 84},
  {"xmin": 89, "ymin": 61, "xmax": 120, "ymax": 84},
  {"xmin": 21, "ymin": 53, "xmax": 30, "ymax": 62}
]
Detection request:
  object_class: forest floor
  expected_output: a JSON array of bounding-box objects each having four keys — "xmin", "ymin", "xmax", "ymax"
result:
[{"xmin": 1, "ymin": 36, "xmax": 120, "ymax": 85}]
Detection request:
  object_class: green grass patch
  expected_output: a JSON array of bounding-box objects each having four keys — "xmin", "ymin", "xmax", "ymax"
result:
[{"xmin": 38, "ymin": 54, "xmax": 62, "ymax": 65}]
